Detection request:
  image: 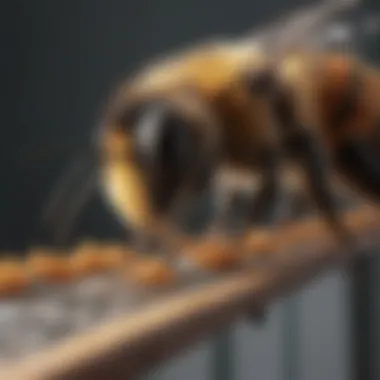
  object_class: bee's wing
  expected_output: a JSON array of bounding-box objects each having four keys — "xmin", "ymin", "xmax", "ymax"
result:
[
  {"xmin": 309, "ymin": 7, "xmax": 380, "ymax": 54},
  {"xmin": 241, "ymin": 0, "xmax": 361, "ymax": 55}
]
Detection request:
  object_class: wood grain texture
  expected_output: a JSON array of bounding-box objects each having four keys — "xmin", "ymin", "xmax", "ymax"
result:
[{"xmin": 1, "ymin": 206, "xmax": 379, "ymax": 380}]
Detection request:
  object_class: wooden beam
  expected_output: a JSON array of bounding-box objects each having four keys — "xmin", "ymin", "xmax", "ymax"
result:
[{"xmin": 1, "ymin": 206, "xmax": 379, "ymax": 380}]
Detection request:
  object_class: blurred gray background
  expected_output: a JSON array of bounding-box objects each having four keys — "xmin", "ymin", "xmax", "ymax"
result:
[{"xmin": 2, "ymin": 0, "xmax": 380, "ymax": 379}]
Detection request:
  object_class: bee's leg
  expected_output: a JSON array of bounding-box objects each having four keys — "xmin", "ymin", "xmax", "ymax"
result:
[
  {"xmin": 247, "ymin": 148, "xmax": 303, "ymax": 228},
  {"xmin": 210, "ymin": 145, "xmax": 284, "ymax": 235},
  {"xmin": 243, "ymin": 153, "xmax": 290, "ymax": 324},
  {"xmin": 131, "ymin": 225, "xmax": 162, "ymax": 254},
  {"xmin": 210, "ymin": 165, "xmax": 261, "ymax": 238},
  {"xmin": 101, "ymin": 159, "xmax": 183, "ymax": 265},
  {"xmin": 335, "ymin": 139, "xmax": 380, "ymax": 201},
  {"xmin": 248, "ymin": 166, "xmax": 279, "ymax": 226},
  {"xmin": 186, "ymin": 164, "xmax": 264, "ymax": 271},
  {"xmin": 248, "ymin": 166, "xmax": 300, "ymax": 227},
  {"xmin": 291, "ymin": 130, "xmax": 354, "ymax": 246},
  {"xmin": 244, "ymin": 179, "xmax": 274, "ymax": 325},
  {"xmin": 207, "ymin": 165, "xmax": 272, "ymax": 320}
]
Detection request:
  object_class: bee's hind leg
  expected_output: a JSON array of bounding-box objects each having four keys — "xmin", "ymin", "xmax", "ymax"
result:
[
  {"xmin": 335, "ymin": 139, "xmax": 380, "ymax": 202},
  {"xmin": 290, "ymin": 130, "xmax": 354, "ymax": 247}
]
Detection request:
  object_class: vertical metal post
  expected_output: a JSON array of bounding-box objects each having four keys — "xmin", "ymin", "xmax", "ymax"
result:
[
  {"xmin": 349, "ymin": 254, "xmax": 374, "ymax": 380},
  {"xmin": 349, "ymin": 0, "xmax": 379, "ymax": 375},
  {"xmin": 141, "ymin": 372, "xmax": 159, "ymax": 380},
  {"xmin": 212, "ymin": 329, "xmax": 234, "ymax": 380},
  {"xmin": 374, "ymin": 253, "xmax": 380, "ymax": 380},
  {"xmin": 282, "ymin": 296, "xmax": 300, "ymax": 380}
]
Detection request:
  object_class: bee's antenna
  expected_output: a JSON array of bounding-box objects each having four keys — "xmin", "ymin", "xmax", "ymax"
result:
[
  {"xmin": 33, "ymin": 149, "xmax": 98, "ymax": 246},
  {"xmin": 41, "ymin": 155, "xmax": 91, "ymax": 224},
  {"xmin": 7, "ymin": 136, "xmax": 89, "ymax": 170},
  {"xmin": 50, "ymin": 169, "xmax": 98, "ymax": 246}
]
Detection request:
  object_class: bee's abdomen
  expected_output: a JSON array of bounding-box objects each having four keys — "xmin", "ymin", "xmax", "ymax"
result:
[
  {"xmin": 318, "ymin": 57, "xmax": 358, "ymax": 138},
  {"xmin": 320, "ymin": 58, "xmax": 380, "ymax": 146}
]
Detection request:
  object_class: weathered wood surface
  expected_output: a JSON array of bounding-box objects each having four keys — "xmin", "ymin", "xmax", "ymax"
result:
[{"xmin": 1, "ymin": 206, "xmax": 379, "ymax": 380}]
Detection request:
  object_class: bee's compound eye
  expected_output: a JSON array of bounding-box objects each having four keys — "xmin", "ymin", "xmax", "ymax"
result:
[
  {"xmin": 132, "ymin": 102, "xmax": 197, "ymax": 213},
  {"xmin": 160, "ymin": 112, "xmax": 195, "ymax": 170},
  {"xmin": 133, "ymin": 104, "xmax": 194, "ymax": 169}
]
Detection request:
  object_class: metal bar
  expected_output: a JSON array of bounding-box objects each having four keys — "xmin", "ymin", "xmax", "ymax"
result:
[
  {"xmin": 1, "ymin": 206, "xmax": 379, "ymax": 380},
  {"xmin": 281, "ymin": 295, "xmax": 300, "ymax": 380},
  {"xmin": 373, "ymin": 254, "xmax": 380, "ymax": 380},
  {"xmin": 349, "ymin": 254, "xmax": 374, "ymax": 380},
  {"xmin": 212, "ymin": 329, "xmax": 234, "ymax": 380}
]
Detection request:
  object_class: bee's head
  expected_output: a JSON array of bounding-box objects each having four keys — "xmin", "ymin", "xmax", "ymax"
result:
[{"xmin": 99, "ymin": 88, "xmax": 221, "ymax": 227}]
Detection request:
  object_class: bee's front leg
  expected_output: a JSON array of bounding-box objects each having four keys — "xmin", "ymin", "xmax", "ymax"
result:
[
  {"xmin": 100, "ymin": 159, "xmax": 190, "ymax": 287},
  {"xmin": 210, "ymin": 165, "xmax": 261, "ymax": 236},
  {"xmin": 182, "ymin": 163, "xmax": 266, "ymax": 271}
]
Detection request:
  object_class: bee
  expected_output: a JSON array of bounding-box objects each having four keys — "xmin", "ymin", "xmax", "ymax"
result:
[
  {"xmin": 96, "ymin": 0, "xmax": 374, "ymax": 257},
  {"xmin": 44, "ymin": 0, "xmax": 377, "ymax": 265},
  {"xmin": 97, "ymin": 37, "xmax": 282, "ymax": 253}
]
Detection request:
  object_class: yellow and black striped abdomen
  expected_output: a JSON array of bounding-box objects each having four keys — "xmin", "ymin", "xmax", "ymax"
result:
[
  {"xmin": 320, "ymin": 57, "xmax": 380, "ymax": 148},
  {"xmin": 323, "ymin": 59, "xmax": 380, "ymax": 201}
]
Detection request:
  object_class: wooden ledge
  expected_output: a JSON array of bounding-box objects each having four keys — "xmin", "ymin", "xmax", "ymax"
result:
[{"xmin": 1, "ymin": 206, "xmax": 379, "ymax": 380}]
